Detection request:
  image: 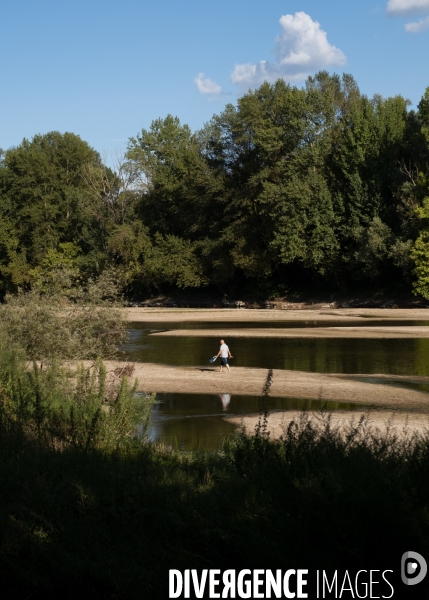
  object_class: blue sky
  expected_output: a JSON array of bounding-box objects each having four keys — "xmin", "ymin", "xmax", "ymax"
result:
[{"xmin": 1, "ymin": 0, "xmax": 429, "ymax": 159}]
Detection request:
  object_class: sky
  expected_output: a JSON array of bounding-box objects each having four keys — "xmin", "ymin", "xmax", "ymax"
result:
[{"xmin": 1, "ymin": 0, "xmax": 429, "ymax": 160}]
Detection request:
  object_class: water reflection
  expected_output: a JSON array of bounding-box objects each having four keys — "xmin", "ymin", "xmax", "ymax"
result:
[
  {"xmin": 122, "ymin": 323, "xmax": 429, "ymax": 376},
  {"xmin": 352, "ymin": 377, "xmax": 429, "ymax": 394},
  {"xmin": 219, "ymin": 393, "xmax": 231, "ymax": 411},
  {"xmin": 147, "ymin": 392, "xmax": 364, "ymax": 451}
]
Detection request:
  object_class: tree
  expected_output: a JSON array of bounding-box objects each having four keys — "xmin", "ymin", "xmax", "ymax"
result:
[
  {"xmin": 407, "ymin": 89, "xmax": 429, "ymax": 298},
  {"xmin": 127, "ymin": 115, "xmax": 225, "ymax": 241},
  {"xmin": 0, "ymin": 132, "xmax": 100, "ymax": 287},
  {"xmin": 75, "ymin": 154, "xmax": 143, "ymax": 276},
  {"xmin": 203, "ymin": 79, "xmax": 339, "ymax": 286}
]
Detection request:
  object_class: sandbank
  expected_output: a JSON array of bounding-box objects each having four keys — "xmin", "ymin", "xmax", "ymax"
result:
[
  {"xmin": 101, "ymin": 361, "xmax": 429, "ymax": 413},
  {"xmin": 224, "ymin": 409, "xmax": 429, "ymax": 440},
  {"xmin": 124, "ymin": 307, "xmax": 429, "ymax": 323},
  {"xmin": 150, "ymin": 326, "xmax": 429, "ymax": 339}
]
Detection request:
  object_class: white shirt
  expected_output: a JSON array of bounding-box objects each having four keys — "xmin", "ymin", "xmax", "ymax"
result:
[{"xmin": 220, "ymin": 343, "xmax": 229, "ymax": 358}]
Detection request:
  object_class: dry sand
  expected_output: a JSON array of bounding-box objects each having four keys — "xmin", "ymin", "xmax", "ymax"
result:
[
  {"xmin": 151, "ymin": 326, "xmax": 429, "ymax": 338},
  {"xmin": 124, "ymin": 307, "xmax": 429, "ymax": 323},
  {"xmin": 124, "ymin": 307, "xmax": 429, "ymax": 338},
  {"xmin": 102, "ymin": 361, "xmax": 429, "ymax": 412}
]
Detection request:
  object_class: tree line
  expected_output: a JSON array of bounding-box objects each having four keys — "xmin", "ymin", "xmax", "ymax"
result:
[{"xmin": 2, "ymin": 71, "xmax": 429, "ymax": 299}]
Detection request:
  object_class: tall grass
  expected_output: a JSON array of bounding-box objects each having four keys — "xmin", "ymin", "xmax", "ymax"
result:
[
  {"xmin": 0, "ymin": 337, "xmax": 153, "ymax": 453},
  {"xmin": 1, "ymin": 362, "xmax": 429, "ymax": 598}
]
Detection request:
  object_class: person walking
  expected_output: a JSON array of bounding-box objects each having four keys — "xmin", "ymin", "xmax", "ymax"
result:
[{"xmin": 215, "ymin": 339, "xmax": 233, "ymax": 373}]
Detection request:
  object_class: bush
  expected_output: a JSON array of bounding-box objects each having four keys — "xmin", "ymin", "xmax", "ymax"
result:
[
  {"xmin": 0, "ymin": 271, "xmax": 126, "ymax": 362},
  {"xmin": 0, "ymin": 339, "xmax": 154, "ymax": 452}
]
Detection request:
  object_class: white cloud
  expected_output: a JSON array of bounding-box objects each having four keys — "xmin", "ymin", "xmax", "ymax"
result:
[
  {"xmin": 405, "ymin": 14, "xmax": 429, "ymax": 29},
  {"xmin": 230, "ymin": 12, "xmax": 346, "ymax": 89},
  {"xmin": 386, "ymin": 0, "xmax": 429, "ymax": 15},
  {"xmin": 230, "ymin": 60, "xmax": 305, "ymax": 87},
  {"xmin": 194, "ymin": 73, "xmax": 222, "ymax": 95}
]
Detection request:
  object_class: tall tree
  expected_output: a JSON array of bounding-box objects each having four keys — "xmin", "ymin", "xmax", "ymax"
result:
[
  {"xmin": 0, "ymin": 132, "xmax": 100, "ymax": 286},
  {"xmin": 204, "ymin": 79, "xmax": 339, "ymax": 285},
  {"xmin": 127, "ymin": 115, "xmax": 224, "ymax": 241}
]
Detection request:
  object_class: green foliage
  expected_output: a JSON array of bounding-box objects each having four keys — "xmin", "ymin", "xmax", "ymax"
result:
[
  {"xmin": 1, "ymin": 77, "xmax": 429, "ymax": 296},
  {"xmin": 0, "ymin": 132, "xmax": 100, "ymax": 282},
  {"xmin": 419, "ymin": 87, "xmax": 429, "ymax": 140},
  {"xmin": 352, "ymin": 217, "xmax": 395, "ymax": 279},
  {"xmin": 75, "ymin": 156, "xmax": 143, "ymax": 277},
  {"xmin": 190, "ymin": 75, "xmax": 416, "ymax": 288},
  {"xmin": 0, "ymin": 350, "xmax": 428, "ymax": 597},
  {"xmin": 144, "ymin": 233, "xmax": 207, "ymax": 288},
  {"xmin": 411, "ymin": 197, "xmax": 429, "ymax": 298},
  {"xmin": 127, "ymin": 115, "xmax": 224, "ymax": 242},
  {"xmin": 270, "ymin": 171, "xmax": 339, "ymax": 274},
  {"xmin": 106, "ymin": 223, "xmax": 206, "ymax": 292},
  {"xmin": 28, "ymin": 242, "xmax": 81, "ymax": 295},
  {"xmin": 0, "ymin": 338, "xmax": 154, "ymax": 452}
]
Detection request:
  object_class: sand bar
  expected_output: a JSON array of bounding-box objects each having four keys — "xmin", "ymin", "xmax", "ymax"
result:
[
  {"xmin": 151, "ymin": 326, "xmax": 429, "ymax": 339},
  {"xmin": 124, "ymin": 307, "xmax": 429, "ymax": 323},
  {"xmin": 101, "ymin": 361, "xmax": 429, "ymax": 413},
  {"xmin": 224, "ymin": 410, "xmax": 429, "ymax": 440}
]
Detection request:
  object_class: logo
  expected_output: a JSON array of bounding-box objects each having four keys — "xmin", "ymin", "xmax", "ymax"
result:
[{"xmin": 401, "ymin": 551, "xmax": 427, "ymax": 586}]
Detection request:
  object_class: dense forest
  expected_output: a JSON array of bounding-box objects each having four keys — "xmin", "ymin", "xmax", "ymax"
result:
[{"xmin": 2, "ymin": 71, "xmax": 429, "ymax": 300}]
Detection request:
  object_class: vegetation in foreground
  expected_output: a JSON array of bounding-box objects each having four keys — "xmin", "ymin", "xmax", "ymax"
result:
[{"xmin": 1, "ymin": 347, "xmax": 429, "ymax": 598}]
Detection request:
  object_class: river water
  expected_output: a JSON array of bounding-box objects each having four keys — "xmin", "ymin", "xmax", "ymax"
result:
[
  {"xmin": 123, "ymin": 319, "xmax": 429, "ymax": 450},
  {"xmin": 122, "ymin": 321, "xmax": 429, "ymax": 375}
]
